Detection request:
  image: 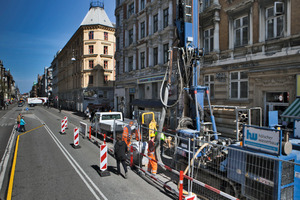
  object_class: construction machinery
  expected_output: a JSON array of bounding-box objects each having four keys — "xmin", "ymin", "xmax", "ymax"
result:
[{"xmin": 153, "ymin": 0, "xmax": 300, "ymax": 199}]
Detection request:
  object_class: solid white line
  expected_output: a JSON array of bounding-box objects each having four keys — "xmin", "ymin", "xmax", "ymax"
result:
[
  {"xmin": 0, "ymin": 125, "xmax": 16, "ymax": 190},
  {"xmin": 37, "ymin": 118, "xmax": 108, "ymax": 200}
]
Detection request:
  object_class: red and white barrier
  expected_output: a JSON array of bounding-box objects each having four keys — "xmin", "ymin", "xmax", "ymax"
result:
[
  {"xmin": 64, "ymin": 116, "xmax": 68, "ymax": 129},
  {"xmin": 100, "ymin": 144, "xmax": 107, "ymax": 171},
  {"xmin": 61, "ymin": 119, "xmax": 66, "ymax": 134},
  {"xmin": 99, "ymin": 143, "xmax": 110, "ymax": 176},
  {"xmin": 73, "ymin": 127, "xmax": 80, "ymax": 147},
  {"xmin": 130, "ymin": 147, "xmax": 239, "ymax": 200}
]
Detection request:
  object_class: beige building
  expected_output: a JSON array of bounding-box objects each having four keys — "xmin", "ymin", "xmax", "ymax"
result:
[
  {"xmin": 199, "ymin": 0, "xmax": 300, "ymax": 126},
  {"xmin": 53, "ymin": 2, "xmax": 115, "ymax": 112}
]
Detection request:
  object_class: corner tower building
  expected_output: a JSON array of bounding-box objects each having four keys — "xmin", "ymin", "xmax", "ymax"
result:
[{"xmin": 52, "ymin": 1, "xmax": 115, "ymax": 112}]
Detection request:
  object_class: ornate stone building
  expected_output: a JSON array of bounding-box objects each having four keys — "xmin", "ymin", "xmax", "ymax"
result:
[
  {"xmin": 114, "ymin": 0, "xmax": 177, "ymax": 122},
  {"xmin": 53, "ymin": 2, "xmax": 115, "ymax": 112},
  {"xmin": 199, "ymin": 0, "xmax": 300, "ymax": 126}
]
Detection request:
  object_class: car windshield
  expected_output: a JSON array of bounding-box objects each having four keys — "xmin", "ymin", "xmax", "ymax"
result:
[{"xmin": 101, "ymin": 114, "xmax": 121, "ymax": 120}]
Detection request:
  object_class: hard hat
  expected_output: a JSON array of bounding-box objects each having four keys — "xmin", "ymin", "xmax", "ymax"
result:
[
  {"xmin": 129, "ymin": 121, "xmax": 134, "ymax": 125},
  {"xmin": 150, "ymin": 133, "xmax": 155, "ymax": 138}
]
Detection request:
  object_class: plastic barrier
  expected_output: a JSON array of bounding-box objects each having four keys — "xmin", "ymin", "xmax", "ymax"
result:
[
  {"xmin": 79, "ymin": 122, "xmax": 88, "ymax": 138},
  {"xmin": 99, "ymin": 143, "xmax": 110, "ymax": 176},
  {"xmin": 73, "ymin": 127, "xmax": 80, "ymax": 149},
  {"xmin": 89, "ymin": 126, "xmax": 91, "ymax": 140},
  {"xmin": 64, "ymin": 116, "xmax": 68, "ymax": 129},
  {"xmin": 60, "ymin": 119, "xmax": 66, "ymax": 134}
]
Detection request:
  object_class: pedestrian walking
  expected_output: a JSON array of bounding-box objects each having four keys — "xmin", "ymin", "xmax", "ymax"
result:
[
  {"xmin": 59, "ymin": 104, "xmax": 62, "ymax": 113},
  {"xmin": 19, "ymin": 116, "xmax": 26, "ymax": 132},
  {"xmin": 17, "ymin": 113, "xmax": 22, "ymax": 131},
  {"xmin": 114, "ymin": 134, "xmax": 128, "ymax": 179}
]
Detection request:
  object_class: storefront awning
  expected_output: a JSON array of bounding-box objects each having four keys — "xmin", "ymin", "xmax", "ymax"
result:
[
  {"xmin": 281, "ymin": 98, "xmax": 300, "ymax": 122},
  {"xmin": 130, "ymin": 99, "xmax": 176, "ymax": 108}
]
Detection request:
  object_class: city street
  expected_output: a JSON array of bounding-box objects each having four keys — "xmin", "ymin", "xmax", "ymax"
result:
[{"xmin": 0, "ymin": 104, "xmax": 174, "ymax": 200}]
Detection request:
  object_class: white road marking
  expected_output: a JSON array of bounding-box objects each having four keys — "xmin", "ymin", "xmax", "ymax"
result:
[
  {"xmin": 0, "ymin": 126, "xmax": 16, "ymax": 190},
  {"xmin": 36, "ymin": 117, "xmax": 108, "ymax": 200}
]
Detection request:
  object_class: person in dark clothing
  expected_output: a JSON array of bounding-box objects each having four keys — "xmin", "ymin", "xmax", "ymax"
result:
[{"xmin": 114, "ymin": 134, "xmax": 128, "ymax": 178}]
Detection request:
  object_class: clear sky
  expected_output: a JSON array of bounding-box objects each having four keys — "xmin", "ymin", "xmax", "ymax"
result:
[{"xmin": 0, "ymin": 0, "xmax": 115, "ymax": 94}]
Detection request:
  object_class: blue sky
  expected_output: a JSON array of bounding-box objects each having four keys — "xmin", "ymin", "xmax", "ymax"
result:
[{"xmin": 0, "ymin": 0, "xmax": 115, "ymax": 94}]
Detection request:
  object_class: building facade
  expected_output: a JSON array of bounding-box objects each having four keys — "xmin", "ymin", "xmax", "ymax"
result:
[
  {"xmin": 0, "ymin": 60, "xmax": 16, "ymax": 106},
  {"xmin": 199, "ymin": 0, "xmax": 300, "ymax": 126},
  {"xmin": 53, "ymin": 2, "xmax": 115, "ymax": 112},
  {"xmin": 114, "ymin": 0, "xmax": 177, "ymax": 124}
]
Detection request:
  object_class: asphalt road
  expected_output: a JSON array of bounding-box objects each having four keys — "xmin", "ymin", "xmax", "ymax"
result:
[{"xmin": 0, "ymin": 105, "xmax": 175, "ymax": 200}]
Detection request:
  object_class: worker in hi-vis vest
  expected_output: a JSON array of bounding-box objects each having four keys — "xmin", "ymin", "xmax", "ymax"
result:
[
  {"xmin": 147, "ymin": 133, "xmax": 157, "ymax": 175},
  {"xmin": 122, "ymin": 121, "xmax": 133, "ymax": 149}
]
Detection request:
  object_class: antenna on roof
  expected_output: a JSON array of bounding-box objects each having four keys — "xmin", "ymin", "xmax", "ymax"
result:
[{"xmin": 90, "ymin": 0, "xmax": 104, "ymax": 9}]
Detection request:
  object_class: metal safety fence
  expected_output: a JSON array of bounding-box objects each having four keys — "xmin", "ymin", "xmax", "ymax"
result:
[{"xmin": 92, "ymin": 119, "xmax": 300, "ymax": 200}]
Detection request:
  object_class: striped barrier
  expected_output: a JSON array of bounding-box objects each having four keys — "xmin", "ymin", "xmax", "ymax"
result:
[
  {"xmin": 64, "ymin": 116, "xmax": 68, "ymax": 129},
  {"xmin": 73, "ymin": 127, "xmax": 80, "ymax": 149},
  {"xmin": 99, "ymin": 143, "xmax": 110, "ymax": 176},
  {"xmin": 60, "ymin": 119, "xmax": 66, "ymax": 134}
]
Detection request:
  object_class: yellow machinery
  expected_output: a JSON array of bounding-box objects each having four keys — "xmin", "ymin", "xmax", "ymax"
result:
[{"xmin": 142, "ymin": 112, "xmax": 157, "ymax": 140}]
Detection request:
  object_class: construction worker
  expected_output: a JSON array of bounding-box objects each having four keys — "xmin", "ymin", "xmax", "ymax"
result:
[
  {"xmin": 147, "ymin": 133, "xmax": 157, "ymax": 175},
  {"xmin": 134, "ymin": 127, "xmax": 142, "ymax": 141},
  {"xmin": 122, "ymin": 121, "xmax": 134, "ymax": 149}
]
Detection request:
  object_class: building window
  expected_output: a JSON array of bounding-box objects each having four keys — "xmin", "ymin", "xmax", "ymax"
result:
[
  {"xmin": 203, "ymin": 0, "xmax": 211, "ymax": 9},
  {"xmin": 89, "ymin": 45, "xmax": 94, "ymax": 54},
  {"xmin": 141, "ymin": 0, "xmax": 145, "ymax": 11},
  {"xmin": 89, "ymin": 31, "xmax": 94, "ymax": 40},
  {"xmin": 266, "ymin": 6, "xmax": 284, "ymax": 40},
  {"xmin": 103, "ymin": 46, "xmax": 108, "ymax": 54},
  {"xmin": 116, "ymin": 0, "xmax": 121, "ymax": 7},
  {"xmin": 153, "ymin": 47, "xmax": 158, "ymax": 66},
  {"xmin": 153, "ymin": 14, "xmax": 158, "ymax": 33},
  {"xmin": 163, "ymin": 8, "xmax": 169, "ymax": 29},
  {"xmin": 129, "ymin": 29, "xmax": 133, "ymax": 45},
  {"xmin": 104, "ymin": 75, "xmax": 108, "ymax": 82},
  {"xmin": 234, "ymin": 16, "xmax": 248, "ymax": 47},
  {"xmin": 140, "ymin": 52, "xmax": 145, "ymax": 69},
  {"xmin": 128, "ymin": 56, "xmax": 133, "ymax": 71},
  {"xmin": 104, "ymin": 60, "xmax": 108, "ymax": 69},
  {"xmin": 128, "ymin": 3, "xmax": 134, "ymax": 18},
  {"xmin": 163, "ymin": 43, "xmax": 169, "ymax": 63},
  {"xmin": 89, "ymin": 75, "xmax": 93, "ymax": 85},
  {"xmin": 204, "ymin": 28, "xmax": 214, "ymax": 53},
  {"xmin": 204, "ymin": 74, "xmax": 215, "ymax": 99},
  {"xmin": 104, "ymin": 32, "xmax": 108, "ymax": 41},
  {"xmin": 89, "ymin": 60, "xmax": 94, "ymax": 69},
  {"xmin": 230, "ymin": 71, "xmax": 248, "ymax": 99},
  {"xmin": 140, "ymin": 22, "xmax": 145, "ymax": 39}
]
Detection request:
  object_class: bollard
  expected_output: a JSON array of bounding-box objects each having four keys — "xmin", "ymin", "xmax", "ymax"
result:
[
  {"xmin": 72, "ymin": 127, "xmax": 81, "ymax": 149},
  {"xmin": 99, "ymin": 143, "xmax": 110, "ymax": 177},
  {"xmin": 104, "ymin": 133, "xmax": 106, "ymax": 144},
  {"xmin": 64, "ymin": 116, "xmax": 68, "ymax": 129},
  {"xmin": 89, "ymin": 126, "xmax": 92, "ymax": 140},
  {"xmin": 130, "ymin": 145, "xmax": 134, "ymax": 168},
  {"xmin": 60, "ymin": 119, "xmax": 66, "ymax": 134},
  {"xmin": 179, "ymin": 171, "xmax": 183, "ymax": 200}
]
